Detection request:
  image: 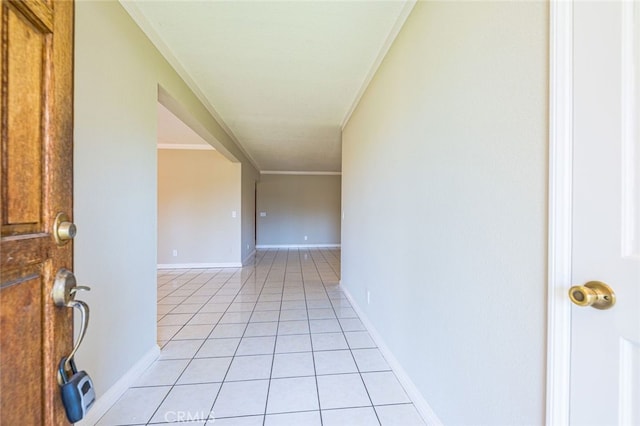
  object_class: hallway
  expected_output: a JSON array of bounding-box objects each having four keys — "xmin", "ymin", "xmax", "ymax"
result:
[{"xmin": 95, "ymin": 249, "xmax": 426, "ymax": 425}]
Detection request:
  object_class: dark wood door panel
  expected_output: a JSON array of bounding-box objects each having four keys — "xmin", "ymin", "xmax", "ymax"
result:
[
  {"xmin": 0, "ymin": 273, "xmax": 44, "ymax": 425},
  {"xmin": 0, "ymin": 0, "xmax": 74, "ymax": 424}
]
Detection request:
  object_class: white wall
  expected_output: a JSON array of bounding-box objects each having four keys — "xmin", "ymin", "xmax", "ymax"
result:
[
  {"xmin": 256, "ymin": 174, "xmax": 341, "ymax": 246},
  {"xmin": 74, "ymin": 0, "xmax": 257, "ymax": 402},
  {"xmin": 342, "ymin": 2, "xmax": 548, "ymax": 424},
  {"xmin": 157, "ymin": 149, "xmax": 241, "ymax": 266}
]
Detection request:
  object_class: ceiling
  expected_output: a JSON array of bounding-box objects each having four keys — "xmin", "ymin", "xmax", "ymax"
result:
[{"xmin": 127, "ymin": 1, "xmax": 414, "ymax": 172}]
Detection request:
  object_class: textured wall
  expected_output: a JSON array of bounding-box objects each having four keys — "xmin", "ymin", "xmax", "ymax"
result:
[
  {"xmin": 342, "ymin": 2, "xmax": 548, "ymax": 424},
  {"xmin": 74, "ymin": 0, "xmax": 257, "ymax": 401}
]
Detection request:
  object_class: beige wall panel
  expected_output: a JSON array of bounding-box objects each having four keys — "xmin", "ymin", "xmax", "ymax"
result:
[
  {"xmin": 257, "ymin": 174, "xmax": 341, "ymax": 246},
  {"xmin": 74, "ymin": 1, "xmax": 256, "ymax": 400},
  {"xmin": 342, "ymin": 1, "xmax": 548, "ymax": 424},
  {"xmin": 157, "ymin": 149, "xmax": 241, "ymax": 265}
]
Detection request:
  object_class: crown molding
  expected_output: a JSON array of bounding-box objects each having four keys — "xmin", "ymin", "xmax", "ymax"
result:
[
  {"xmin": 120, "ymin": 1, "xmax": 261, "ymax": 172},
  {"xmin": 340, "ymin": 0, "xmax": 417, "ymax": 130}
]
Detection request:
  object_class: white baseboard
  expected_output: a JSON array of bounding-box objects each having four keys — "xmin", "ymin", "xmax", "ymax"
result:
[
  {"xmin": 341, "ymin": 285, "xmax": 443, "ymax": 426},
  {"xmin": 77, "ymin": 345, "xmax": 160, "ymax": 426},
  {"xmin": 255, "ymin": 244, "xmax": 341, "ymax": 249},
  {"xmin": 242, "ymin": 249, "xmax": 256, "ymax": 265},
  {"xmin": 157, "ymin": 262, "xmax": 242, "ymax": 269}
]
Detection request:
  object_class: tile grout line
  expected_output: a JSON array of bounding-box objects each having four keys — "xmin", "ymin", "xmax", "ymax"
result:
[
  {"xmin": 126, "ymin": 365, "xmax": 397, "ymax": 390},
  {"xmin": 301, "ymin": 247, "xmax": 325, "ymax": 426},
  {"xmin": 157, "ymin": 268, "xmax": 224, "ymax": 344},
  {"xmin": 262, "ymin": 248, "xmax": 289, "ymax": 425},
  {"xmin": 309, "ymin": 247, "xmax": 384, "ymax": 425},
  {"xmin": 204, "ymin": 248, "xmax": 276, "ymax": 423},
  {"xmin": 156, "ymin": 268, "xmax": 194, "ymax": 322},
  {"xmin": 99, "ymin": 249, "xmax": 424, "ymax": 426},
  {"xmin": 316, "ymin": 248, "xmax": 419, "ymax": 424},
  {"xmin": 148, "ymin": 251, "xmax": 268, "ymax": 425},
  {"xmin": 157, "ymin": 269, "xmax": 224, "ymax": 341},
  {"xmin": 145, "ymin": 266, "xmax": 240, "ymax": 425}
]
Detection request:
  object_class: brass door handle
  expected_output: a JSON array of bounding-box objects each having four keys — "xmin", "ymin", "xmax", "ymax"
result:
[{"xmin": 568, "ymin": 281, "xmax": 616, "ymax": 310}]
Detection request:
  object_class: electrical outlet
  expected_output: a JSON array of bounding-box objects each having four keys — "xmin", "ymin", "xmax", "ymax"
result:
[
  {"xmin": 247, "ymin": 244, "xmax": 250, "ymax": 250},
  {"xmin": 172, "ymin": 249, "xmax": 178, "ymax": 257},
  {"xmin": 367, "ymin": 290, "xmax": 371, "ymax": 305},
  {"xmin": 231, "ymin": 211, "xmax": 237, "ymax": 218},
  {"xmin": 304, "ymin": 235, "xmax": 308, "ymax": 241}
]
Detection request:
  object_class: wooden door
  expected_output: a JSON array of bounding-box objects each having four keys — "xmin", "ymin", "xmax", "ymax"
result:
[
  {"xmin": 570, "ymin": 1, "xmax": 640, "ymax": 424},
  {"xmin": 0, "ymin": 0, "xmax": 74, "ymax": 424}
]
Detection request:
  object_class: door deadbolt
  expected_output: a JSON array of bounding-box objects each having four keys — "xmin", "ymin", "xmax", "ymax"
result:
[
  {"xmin": 569, "ymin": 281, "xmax": 616, "ymax": 310},
  {"xmin": 53, "ymin": 212, "xmax": 77, "ymax": 245}
]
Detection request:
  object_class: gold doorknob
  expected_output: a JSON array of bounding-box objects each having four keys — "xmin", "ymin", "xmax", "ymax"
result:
[{"xmin": 568, "ymin": 281, "xmax": 616, "ymax": 310}]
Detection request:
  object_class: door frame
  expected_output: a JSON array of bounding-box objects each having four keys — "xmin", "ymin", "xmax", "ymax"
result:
[{"xmin": 546, "ymin": 0, "xmax": 573, "ymax": 424}]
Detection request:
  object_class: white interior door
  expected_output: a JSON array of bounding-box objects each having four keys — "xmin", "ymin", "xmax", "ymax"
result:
[{"xmin": 571, "ymin": 1, "xmax": 640, "ymax": 425}]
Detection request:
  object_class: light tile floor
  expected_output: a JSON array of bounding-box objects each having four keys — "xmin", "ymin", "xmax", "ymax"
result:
[{"xmin": 96, "ymin": 249, "xmax": 426, "ymax": 425}]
